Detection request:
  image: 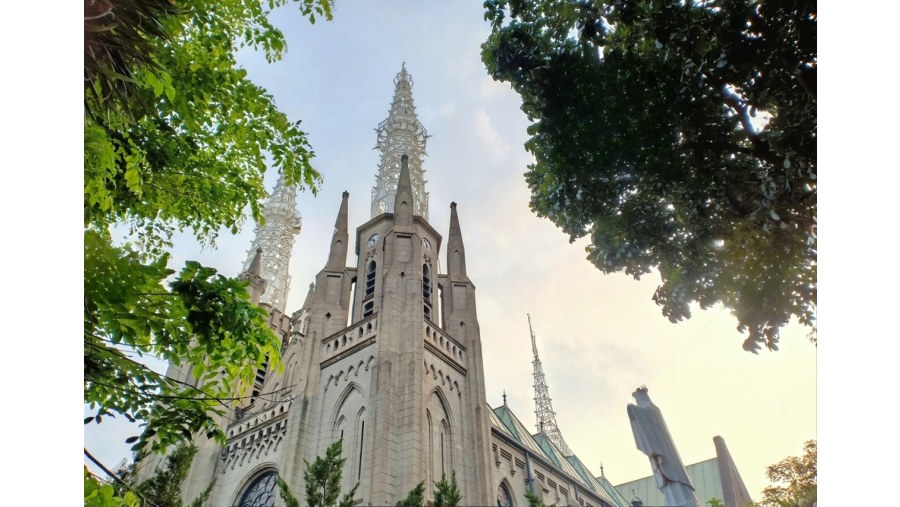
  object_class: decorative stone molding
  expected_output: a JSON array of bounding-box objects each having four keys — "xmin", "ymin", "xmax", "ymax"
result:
[
  {"xmin": 221, "ymin": 403, "xmax": 291, "ymax": 472},
  {"xmin": 325, "ymin": 355, "xmax": 376, "ymax": 391},
  {"xmin": 424, "ymin": 358, "xmax": 464, "ymax": 397}
]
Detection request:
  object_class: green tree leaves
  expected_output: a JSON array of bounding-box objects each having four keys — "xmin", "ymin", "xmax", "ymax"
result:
[
  {"xmin": 433, "ymin": 473, "xmax": 462, "ymax": 507},
  {"xmin": 84, "ymin": 0, "xmax": 332, "ymax": 255},
  {"xmin": 396, "ymin": 482, "xmax": 425, "ymax": 507},
  {"xmin": 84, "ymin": 0, "xmax": 331, "ymax": 457},
  {"xmin": 84, "ymin": 229, "xmax": 282, "ymax": 452},
  {"xmin": 84, "ymin": 468, "xmax": 139, "ymax": 507},
  {"xmin": 134, "ymin": 445, "xmax": 199, "ymax": 507},
  {"xmin": 482, "ymin": 0, "xmax": 816, "ymax": 352},
  {"xmin": 301, "ymin": 440, "xmax": 360, "ymax": 507},
  {"xmin": 758, "ymin": 440, "xmax": 817, "ymax": 507}
]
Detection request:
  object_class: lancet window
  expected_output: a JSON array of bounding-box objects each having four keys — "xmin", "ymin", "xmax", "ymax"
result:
[
  {"xmin": 423, "ymin": 263, "xmax": 432, "ymax": 320},
  {"xmin": 364, "ymin": 261, "xmax": 376, "ymax": 317}
]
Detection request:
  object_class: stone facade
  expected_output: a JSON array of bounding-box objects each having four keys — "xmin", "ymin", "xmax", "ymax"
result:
[{"xmin": 167, "ymin": 67, "xmax": 631, "ymax": 507}]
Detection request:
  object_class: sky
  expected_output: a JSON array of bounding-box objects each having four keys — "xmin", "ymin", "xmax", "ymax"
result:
[{"xmin": 83, "ymin": 1, "xmax": 818, "ymax": 501}]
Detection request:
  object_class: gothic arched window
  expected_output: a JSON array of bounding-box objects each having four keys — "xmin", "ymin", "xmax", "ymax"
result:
[
  {"xmin": 237, "ymin": 470, "xmax": 277, "ymax": 507},
  {"xmin": 497, "ymin": 481, "xmax": 514, "ymax": 507}
]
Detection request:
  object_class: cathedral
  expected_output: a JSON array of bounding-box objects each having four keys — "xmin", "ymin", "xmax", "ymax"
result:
[{"xmin": 165, "ymin": 65, "xmax": 637, "ymax": 507}]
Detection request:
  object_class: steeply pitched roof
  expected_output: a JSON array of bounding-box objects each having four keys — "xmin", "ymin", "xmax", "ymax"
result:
[
  {"xmin": 490, "ymin": 404, "xmax": 624, "ymax": 507},
  {"xmin": 595, "ymin": 474, "xmax": 633, "ymax": 507}
]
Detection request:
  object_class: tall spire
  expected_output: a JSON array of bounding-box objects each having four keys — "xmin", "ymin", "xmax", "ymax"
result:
[
  {"xmin": 371, "ymin": 63, "xmax": 430, "ymax": 220},
  {"xmin": 242, "ymin": 175, "xmax": 302, "ymax": 313},
  {"xmin": 326, "ymin": 191, "xmax": 350, "ymax": 269},
  {"xmin": 447, "ymin": 202, "xmax": 467, "ymax": 278},
  {"xmin": 529, "ymin": 314, "xmax": 574, "ymax": 456}
]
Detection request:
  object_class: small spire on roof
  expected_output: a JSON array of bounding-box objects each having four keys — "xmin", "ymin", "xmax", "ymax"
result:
[{"xmin": 502, "ymin": 390, "xmax": 507, "ymax": 406}]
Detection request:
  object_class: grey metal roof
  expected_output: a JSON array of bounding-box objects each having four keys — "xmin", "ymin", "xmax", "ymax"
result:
[
  {"xmin": 614, "ymin": 457, "xmax": 725, "ymax": 507},
  {"xmin": 490, "ymin": 404, "xmax": 621, "ymax": 507}
]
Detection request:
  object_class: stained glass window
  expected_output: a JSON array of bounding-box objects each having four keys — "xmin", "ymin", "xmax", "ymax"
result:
[
  {"xmin": 236, "ymin": 470, "xmax": 277, "ymax": 507},
  {"xmin": 497, "ymin": 482, "xmax": 513, "ymax": 507}
]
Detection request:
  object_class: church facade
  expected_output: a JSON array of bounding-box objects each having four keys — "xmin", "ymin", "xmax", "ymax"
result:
[{"xmin": 169, "ymin": 67, "xmax": 632, "ymax": 507}]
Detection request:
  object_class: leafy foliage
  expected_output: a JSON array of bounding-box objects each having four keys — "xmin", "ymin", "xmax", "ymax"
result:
[
  {"xmin": 90, "ymin": 444, "xmax": 213, "ymax": 507},
  {"xmin": 277, "ymin": 473, "xmax": 301, "ymax": 507},
  {"xmin": 84, "ymin": 467, "xmax": 140, "ymax": 507},
  {"xmin": 133, "ymin": 445, "xmax": 192, "ymax": 506},
  {"xmin": 84, "ymin": 229, "xmax": 282, "ymax": 451},
  {"xmin": 482, "ymin": 0, "xmax": 816, "ymax": 352},
  {"xmin": 758, "ymin": 440, "xmax": 816, "ymax": 507},
  {"xmin": 130, "ymin": 444, "xmax": 214, "ymax": 507},
  {"xmin": 85, "ymin": 0, "xmax": 331, "ymax": 254},
  {"xmin": 303, "ymin": 440, "xmax": 360, "ymax": 507},
  {"xmin": 433, "ymin": 473, "xmax": 462, "ymax": 507},
  {"xmin": 396, "ymin": 482, "xmax": 426, "ymax": 507},
  {"xmin": 523, "ymin": 488, "xmax": 554, "ymax": 507},
  {"xmin": 83, "ymin": 0, "xmax": 330, "ymax": 455}
]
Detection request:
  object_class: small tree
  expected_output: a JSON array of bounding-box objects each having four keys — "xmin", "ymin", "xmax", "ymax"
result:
[
  {"xmin": 396, "ymin": 482, "xmax": 425, "ymax": 507},
  {"xmin": 433, "ymin": 473, "xmax": 461, "ymax": 507},
  {"xmin": 276, "ymin": 474, "xmax": 300, "ymax": 507},
  {"xmin": 86, "ymin": 444, "xmax": 213, "ymax": 507},
  {"xmin": 133, "ymin": 445, "xmax": 198, "ymax": 506},
  {"xmin": 758, "ymin": 440, "xmax": 817, "ymax": 507},
  {"xmin": 524, "ymin": 488, "xmax": 555, "ymax": 507},
  {"xmin": 295, "ymin": 440, "xmax": 359, "ymax": 507}
]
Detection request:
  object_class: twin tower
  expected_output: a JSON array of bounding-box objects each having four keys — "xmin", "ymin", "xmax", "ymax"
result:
[{"xmin": 174, "ymin": 66, "xmax": 495, "ymax": 506}]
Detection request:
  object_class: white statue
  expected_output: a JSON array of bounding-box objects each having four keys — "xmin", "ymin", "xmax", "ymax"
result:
[{"xmin": 627, "ymin": 386, "xmax": 701, "ymax": 507}]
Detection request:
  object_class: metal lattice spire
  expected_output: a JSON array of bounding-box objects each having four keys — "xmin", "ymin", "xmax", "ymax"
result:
[
  {"xmin": 241, "ymin": 175, "xmax": 302, "ymax": 313},
  {"xmin": 371, "ymin": 63, "xmax": 430, "ymax": 220},
  {"xmin": 529, "ymin": 314, "xmax": 574, "ymax": 456}
]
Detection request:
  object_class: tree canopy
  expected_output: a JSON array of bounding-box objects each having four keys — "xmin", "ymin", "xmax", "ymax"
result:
[
  {"xmin": 482, "ymin": 0, "xmax": 816, "ymax": 352},
  {"xmin": 758, "ymin": 440, "xmax": 817, "ymax": 507},
  {"xmin": 84, "ymin": 0, "xmax": 330, "ymax": 456}
]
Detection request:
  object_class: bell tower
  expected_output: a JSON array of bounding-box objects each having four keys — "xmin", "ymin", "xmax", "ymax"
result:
[
  {"xmin": 170, "ymin": 65, "xmax": 494, "ymax": 507},
  {"xmin": 288, "ymin": 65, "xmax": 492, "ymax": 506}
]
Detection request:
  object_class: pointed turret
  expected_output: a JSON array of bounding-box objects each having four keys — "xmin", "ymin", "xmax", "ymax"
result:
[
  {"xmin": 529, "ymin": 314, "xmax": 574, "ymax": 456},
  {"xmin": 393, "ymin": 155, "xmax": 413, "ymax": 226},
  {"xmin": 239, "ymin": 247, "xmax": 268, "ymax": 305},
  {"xmin": 326, "ymin": 191, "xmax": 350, "ymax": 269},
  {"xmin": 371, "ymin": 64, "xmax": 430, "ymax": 220},
  {"xmin": 289, "ymin": 282, "xmax": 316, "ymax": 342},
  {"xmin": 247, "ymin": 247, "xmax": 263, "ymax": 276},
  {"xmin": 302, "ymin": 282, "xmax": 316, "ymax": 309},
  {"xmin": 447, "ymin": 201, "xmax": 467, "ymax": 278},
  {"xmin": 242, "ymin": 174, "xmax": 302, "ymax": 313}
]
